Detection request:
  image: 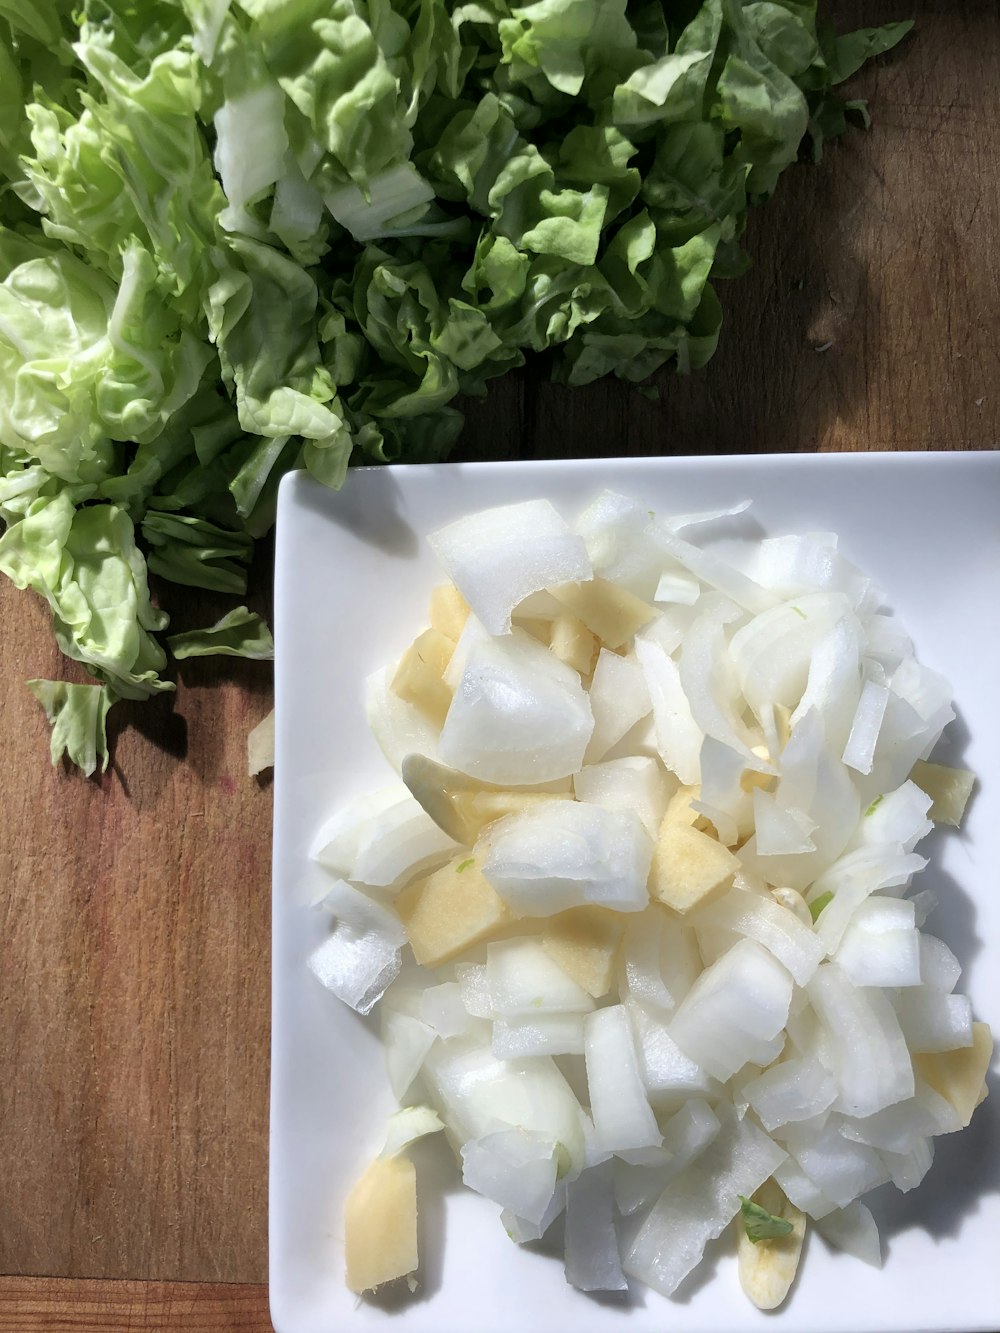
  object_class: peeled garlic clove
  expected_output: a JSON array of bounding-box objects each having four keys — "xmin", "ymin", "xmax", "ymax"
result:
[{"xmin": 736, "ymin": 1179, "xmax": 806, "ymax": 1311}]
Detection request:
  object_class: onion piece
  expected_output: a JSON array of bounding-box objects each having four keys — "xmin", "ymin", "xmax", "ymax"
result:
[
  {"xmin": 573, "ymin": 755, "xmax": 671, "ymax": 839},
  {"xmin": 572, "ymin": 490, "xmax": 663, "ymax": 597},
  {"xmin": 501, "ymin": 1184, "xmax": 567, "ymax": 1244},
  {"xmin": 564, "ymin": 1162, "xmax": 628, "ymax": 1292},
  {"xmin": 679, "ymin": 604, "xmax": 762, "ymax": 763},
  {"xmin": 648, "ymin": 522, "xmax": 775, "ymax": 615},
  {"xmin": 618, "ymin": 908, "xmax": 700, "ymax": 1014},
  {"xmin": 692, "ymin": 884, "xmax": 825, "ymax": 987},
  {"xmin": 813, "ymin": 1201, "xmax": 882, "ymax": 1267},
  {"xmin": 482, "ymin": 801, "xmax": 652, "ymax": 916},
  {"xmin": 421, "ymin": 1039, "xmax": 587, "ymax": 1171},
  {"xmin": 485, "ymin": 938, "xmax": 595, "ymax": 1017},
  {"xmin": 492, "ymin": 1013, "xmax": 587, "ymax": 1058},
  {"xmin": 429, "ymin": 500, "xmax": 591, "ymax": 635},
  {"xmin": 790, "ymin": 616, "xmax": 863, "ymax": 756},
  {"xmin": 893, "ymin": 989, "xmax": 974, "ymax": 1053},
  {"xmin": 780, "ymin": 1119, "xmax": 890, "ymax": 1209},
  {"xmin": 807, "ymin": 963, "xmax": 915, "ymax": 1117},
  {"xmin": 918, "ymin": 934, "xmax": 962, "ymax": 993},
  {"xmin": 307, "ymin": 878, "xmax": 406, "ymax": 1015},
  {"xmin": 634, "ymin": 637, "xmax": 703, "ymax": 785},
  {"xmin": 439, "ymin": 629, "xmax": 594, "ymax": 784},
  {"xmin": 744, "ymin": 1056, "xmax": 838, "ymax": 1132},
  {"xmin": 584, "ymin": 1005, "xmax": 662, "ymax": 1154},
  {"xmin": 365, "ymin": 665, "xmax": 439, "ymax": 772},
  {"xmin": 584, "ymin": 648, "xmax": 652, "ymax": 762},
  {"xmin": 624, "ymin": 1104, "xmax": 786, "ymax": 1297},
  {"xmin": 670, "ymin": 939, "xmax": 794, "ymax": 1081},
  {"xmin": 461, "ymin": 1128, "xmax": 561, "ymax": 1225},
  {"xmin": 381, "ymin": 1007, "xmax": 437, "ymax": 1100},
  {"xmin": 627, "ymin": 1001, "xmax": 718, "ymax": 1102},
  {"xmin": 842, "ymin": 679, "xmax": 890, "ymax": 775}
]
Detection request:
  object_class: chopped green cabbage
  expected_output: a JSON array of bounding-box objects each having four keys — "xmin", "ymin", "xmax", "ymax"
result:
[{"xmin": 0, "ymin": 0, "xmax": 911, "ymax": 768}]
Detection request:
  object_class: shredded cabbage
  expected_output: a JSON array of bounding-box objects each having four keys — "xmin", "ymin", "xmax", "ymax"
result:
[{"xmin": 0, "ymin": 3, "xmax": 912, "ymax": 766}]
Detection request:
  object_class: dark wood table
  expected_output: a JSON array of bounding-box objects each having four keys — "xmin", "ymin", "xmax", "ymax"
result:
[{"xmin": 1, "ymin": 2, "xmax": 997, "ymax": 1328}]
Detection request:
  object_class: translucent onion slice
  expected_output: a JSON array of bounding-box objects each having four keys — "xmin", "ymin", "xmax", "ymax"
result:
[
  {"xmin": 381, "ymin": 1007, "xmax": 436, "ymax": 1101},
  {"xmin": 438, "ymin": 629, "xmax": 594, "ymax": 784},
  {"xmin": 743, "ymin": 1056, "xmax": 838, "ymax": 1132},
  {"xmin": 421, "ymin": 1039, "xmax": 586, "ymax": 1172},
  {"xmin": 492, "ymin": 1013, "xmax": 587, "ymax": 1059},
  {"xmin": 627, "ymin": 1001, "xmax": 718, "ymax": 1102},
  {"xmin": 585, "ymin": 647, "xmax": 652, "ymax": 762},
  {"xmin": 693, "ymin": 884, "xmax": 825, "ymax": 987},
  {"xmin": 482, "ymin": 801, "xmax": 652, "ymax": 916},
  {"xmin": 753, "ymin": 532, "xmax": 871, "ymax": 607},
  {"xmin": 780, "ymin": 1119, "xmax": 890, "ymax": 1210},
  {"xmin": 623, "ymin": 1105, "xmax": 786, "ymax": 1298},
  {"xmin": 841, "ymin": 679, "xmax": 890, "ymax": 775},
  {"xmin": 584, "ymin": 1005, "xmax": 662, "ymax": 1155},
  {"xmin": 573, "ymin": 490, "xmax": 664, "ymax": 597},
  {"xmin": 365, "ymin": 665, "xmax": 440, "ymax": 772},
  {"xmin": 501, "ymin": 1184, "xmax": 567, "ymax": 1244},
  {"xmin": 634, "ymin": 637, "xmax": 703, "ymax": 785},
  {"xmin": 618, "ymin": 908, "xmax": 701, "ymax": 1014},
  {"xmin": 564, "ymin": 1162, "xmax": 628, "ymax": 1292},
  {"xmin": 730, "ymin": 593, "xmax": 852, "ymax": 720},
  {"xmin": 485, "ymin": 938, "xmax": 595, "ymax": 1017},
  {"xmin": 428, "ymin": 499, "xmax": 592, "ymax": 635},
  {"xmin": 573, "ymin": 755, "xmax": 671, "ymax": 840},
  {"xmin": 461, "ymin": 1129, "xmax": 561, "ymax": 1226},
  {"xmin": 813, "ymin": 1202, "xmax": 882, "ymax": 1267},
  {"xmin": 679, "ymin": 603, "xmax": 761, "ymax": 763},
  {"xmin": 669, "ymin": 939, "xmax": 794, "ymax": 1082},
  {"xmin": 307, "ymin": 879, "xmax": 406, "ymax": 1015},
  {"xmin": 648, "ymin": 522, "xmax": 775, "ymax": 615},
  {"xmin": 790, "ymin": 616, "xmax": 863, "ymax": 756},
  {"xmin": 807, "ymin": 963, "xmax": 915, "ymax": 1118},
  {"xmin": 893, "ymin": 989, "xmax": 974, "ymax": 1053}
]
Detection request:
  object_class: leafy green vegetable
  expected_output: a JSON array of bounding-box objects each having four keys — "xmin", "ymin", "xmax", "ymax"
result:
[
  {"xmin": 26, "ymin": 679, "xmax": 116, "ymax": 776},
  {"xmin": 739, "ymin": 1194, "xmax": 794, "ymax": 1243},
  {"xmin": 0, "ymin": 0, "xmax": 911, "ymax": 769},
  {"xmin": 168, "ymin": 606, "xmax": 275, "ymax": 660}
]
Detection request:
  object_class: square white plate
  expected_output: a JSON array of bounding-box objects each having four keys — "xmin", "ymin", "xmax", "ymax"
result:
[{"xmin": 270, "ymin": 452, "xmax": 1000, "ymax": 1333}]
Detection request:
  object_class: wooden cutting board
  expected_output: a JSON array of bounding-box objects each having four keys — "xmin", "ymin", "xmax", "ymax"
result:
[{"xmin": 1, "ymin": 1, "xmax": 997, "ymax": 1328}]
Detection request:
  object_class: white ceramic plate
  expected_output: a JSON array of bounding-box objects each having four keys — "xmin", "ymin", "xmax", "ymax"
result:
[{"xmin": 270, "ymin": 452, "xmax": 1000, "ymax": 1333}]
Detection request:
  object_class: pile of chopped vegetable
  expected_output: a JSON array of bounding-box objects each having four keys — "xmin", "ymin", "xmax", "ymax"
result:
[
  {"xmin": 0, "ymin": 1, "xmax": 911, "ymax": 772},
  {"xmin": 306, "ymin": 492, "xmax": 990, "ymax": 1306}
]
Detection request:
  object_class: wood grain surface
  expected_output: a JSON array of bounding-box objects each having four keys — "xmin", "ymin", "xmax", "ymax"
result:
[
  {"xmin": 1, "ymin": 1, "xmax": 998, "ymax": 1328},
  {"xmin": 0, "ymin": 1279, "xmax": 270, "ymax": 1332}
]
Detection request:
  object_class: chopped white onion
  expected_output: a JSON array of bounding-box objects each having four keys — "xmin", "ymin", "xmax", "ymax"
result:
[
  {"xmin": 808, "ymin": 963, "xmax": 915, "ymax": 1117},
  {"xmin": 429, "ymin": 500, "xmax": 591, "ymax": 635},
  {"xmin": 813, "ymin": 1201, "xmax": 882, "ymax": 1267},
  {"xmin": 365, "ymin": 665, "xmax": 439, "ymax": 772},
  {"xmin": 584, "ymin": 1005, "xmax": 662, "ymax": 1155},
  {"xmin": 623, "ymin": 1105, "xmax": 786, "ymax": 1297},
  {"xmin": 482, "ymin": 800, "xmax": 652, "ymax": 915},
  {"xmin": 485, "ymin": 938, "xmax": 595, "ymax": 1017},
  {"xmin": 744, "ymin": 1055, "xmax": 838, "ymax": 1132},
  {"xmin": 573, "ymin": 755, "xmax": 671, "ymax": 839},
  {"xmin": 307, "ymin": 879, "xmax": 406, "ymax": 1015},
  {"xmin": 439, "ymin": 630, "xmax": 594, "ymax": 784},
  {"xmin": 305, "ymin": 489, "xmax": 985, "ymax": 1310},
  {"xmin": 461, "ymin": 1128, "xmax": 561, "ymax": 1225},
  {"xmin": 563, "ymin": 1162, "xmax": 628, "ymax": 1292},
  {"xmin": 670, "ymin": 939, "xmax": 794, "ymax": 1081},
  {"xmin": 634, "ymin": 637, "xmax": 703, "ymax": 785},
  {"xmin": 584, "ymin": 648, "xmax": 652, "ymax": 762}
]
